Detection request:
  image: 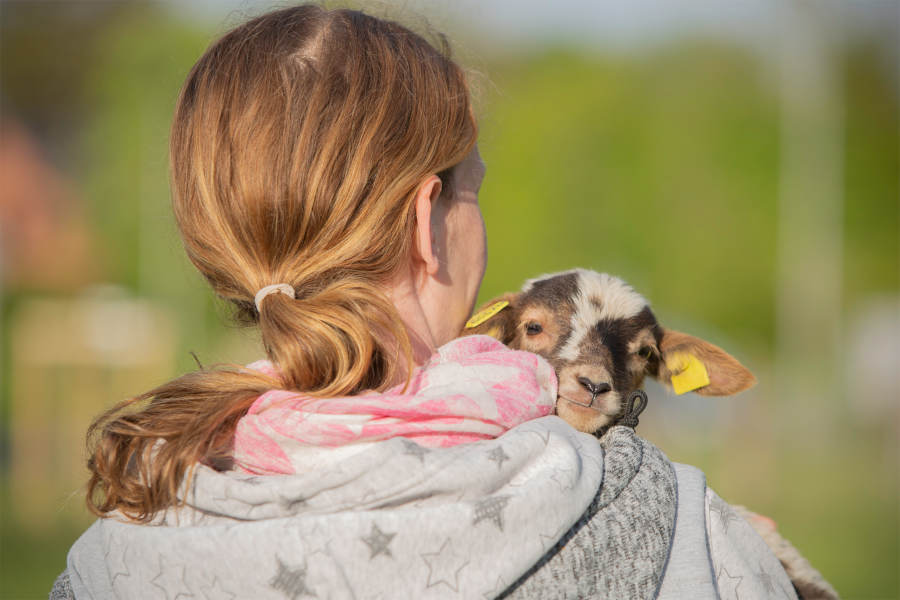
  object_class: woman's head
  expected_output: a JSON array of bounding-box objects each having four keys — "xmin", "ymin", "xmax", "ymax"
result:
[
  {"xmin": 170, "ymin": 4, "xmax": 478, "ymax": 394},
  {"xmin": 87, "ymin": 5, "xmax": 479, "ymax": 521}
]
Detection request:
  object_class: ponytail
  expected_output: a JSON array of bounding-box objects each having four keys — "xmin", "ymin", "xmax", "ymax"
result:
[{"xmin": 258, "ymin": 278, "xmax": 412, "ymax": 396}]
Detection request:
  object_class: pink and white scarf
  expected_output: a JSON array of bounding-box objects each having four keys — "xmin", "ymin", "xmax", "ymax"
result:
[{"xmin": 233, "ymin": 335, "xmax": 558, "ymax": 475}]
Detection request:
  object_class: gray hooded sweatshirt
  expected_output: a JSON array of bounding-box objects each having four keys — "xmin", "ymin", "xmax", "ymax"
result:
[{"xmin": 54, "ymin": 419, "xmax": 796, "ymax": 599}]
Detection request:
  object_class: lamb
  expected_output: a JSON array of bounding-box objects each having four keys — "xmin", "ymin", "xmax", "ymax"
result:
[{"xmin": 462, "ymin": 268, "xmax": 756, "ymax": 434}]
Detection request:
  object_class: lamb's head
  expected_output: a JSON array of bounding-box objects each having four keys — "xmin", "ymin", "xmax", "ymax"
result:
[{"xmin": 463, "ymin": 269, "xmax": 756, "ymax": 434}]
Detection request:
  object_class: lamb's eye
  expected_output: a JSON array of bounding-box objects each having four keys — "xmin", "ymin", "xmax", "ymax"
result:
[
  {"xmin": 525, "ymin": 322, "xmax": 543, "ymax": 336},
  {"xmin": 639, "ymin": 346, "xmax": 654, "ymax": 359}
]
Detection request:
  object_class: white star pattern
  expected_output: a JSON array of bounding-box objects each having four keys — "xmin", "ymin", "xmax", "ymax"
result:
[
  {"xmin": 201, "ymin": 576, "xmax": 235, "ymax": 600},
  {"xmin": 150, "ymin": 555, "xmax": 195, "ymax": 600},
  {"xmin": 717, "ymin": 565, "xmax": 744, "ymax": 600},
  {"xmin": 755, "ymin": 562, "xmax": 777, "ymax": 595},
  {"xmin": 103, "ymin": 533, "xmax": 131, "ymax": 585},
  {"xmin": 572, "ymin": 438, "xmax": 605, "ymax": 473},
  {"xmin": 361, "ymin": 523, "xmax": 396, "ymax": 559},
  {"xmin": 486, "ymin": 445, "xmax": 511, "ymax": 470},
  {"xmin": 299, "ymin": 523, "xmax": 333, "ymax": 557},
  {"xmin": 269, "ymin": 557, "xmax": 316, "ymax": 599},
  {"xmin": 401, "ymin": 439, "xmax": 429, "ymax": 463},
  {"xmin": 550, "ymin": 464, "xmax": 577, "ymax": 491},
  {"xmin": 420, "ymin": 538, "xmax": 470, "ymax": 592},
  {"xmin": 472, "ymin": 495, "xmax": 512, "ymax": 531},
  {"xmin": 539, "ymin": 524, "xmax": 565, "ymax": 551},
  {"xmin": 482, "ymin": 575, "xmax": 509, "ymax": 599},
  {"xmin": 709, "ymin": 495, "xmax": 743, "ymax": 535},
  {"xmin": 525, "ymin": 428, "xmax": 552, "ymax": 448}
]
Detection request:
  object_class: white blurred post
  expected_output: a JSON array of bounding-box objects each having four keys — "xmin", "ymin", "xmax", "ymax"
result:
[{"xmin": 774, "ymin": 3, "xmax": 844, "ymax": 442}]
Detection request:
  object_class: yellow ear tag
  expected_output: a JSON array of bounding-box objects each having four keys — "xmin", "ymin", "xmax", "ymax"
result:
[
  {"xmin": 465, "ymin": 301, "xmax": 509, "ymax": 329},
  {"xmin": 667, "ymin": 353, "xmax": 711, "ymax": 395}
]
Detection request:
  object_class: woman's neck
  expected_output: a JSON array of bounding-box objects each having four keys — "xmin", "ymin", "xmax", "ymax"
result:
[{"xmin": 385, "ymin": 269, "xmax": 439, "ymax": 382}]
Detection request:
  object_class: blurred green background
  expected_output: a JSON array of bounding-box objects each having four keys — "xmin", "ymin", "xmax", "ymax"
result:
[{"xmin": 1, "ymin": 1, "xmax": 897, "ymax": 598}]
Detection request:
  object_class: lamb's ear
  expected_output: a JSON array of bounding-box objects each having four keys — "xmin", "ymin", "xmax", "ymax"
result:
[
  {"xmin": 460, "ymin": 293, "xmax": 520, "ymax": 345},
  {"xmin": 655, "ymin": 328, "xmax": 756, "ymax": 396}
]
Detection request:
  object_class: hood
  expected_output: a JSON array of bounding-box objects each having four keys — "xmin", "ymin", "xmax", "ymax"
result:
[{"xmin": 66, "ymin": 416, "xmax": 606, "ymax": 599}]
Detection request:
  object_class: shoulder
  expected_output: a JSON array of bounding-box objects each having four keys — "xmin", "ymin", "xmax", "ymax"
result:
[
  {"xmin": 49, "ymin": 570, "xmax": 75, "ymax": 600},
  {"xmin": 424, "ymin": 334, "xmax": 558, "ymax": 401},
  {"xmin": 432, "ymin": 334, "xmax": 532, "ymax": 362},
  {"xmin": 431, "ymin": 335, "xmax": 556, "ymax": 381}
]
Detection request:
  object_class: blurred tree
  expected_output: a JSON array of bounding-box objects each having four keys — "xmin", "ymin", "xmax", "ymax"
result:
[
  {"xmin": 1, "ymin": 2, "xmax": 140, "ymax": 153},
  {"xmin": 842, "ymin": 43, "xmax": 900, "ymax": 303}
]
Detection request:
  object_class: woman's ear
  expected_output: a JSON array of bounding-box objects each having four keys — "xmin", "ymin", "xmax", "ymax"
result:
[
  {"xmin": 460, "ymin": 293, "xmax": 520, "ymax": 345},
  {"xmin": 654, "ymin": 328, "xmax": 756, "ymax": 396},
  {"xmin": 412, "ymin": 175, "xmax": 444, "ymax": 277}
]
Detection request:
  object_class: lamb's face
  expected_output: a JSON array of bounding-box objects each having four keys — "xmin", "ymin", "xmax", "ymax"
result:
[
  {"xmin": 506, "ymin": 270, "xmax": 662, "ymax": 433},
  {"xmin": 463, "ymin": 268, "xmax": 757, "ymax": 435}
]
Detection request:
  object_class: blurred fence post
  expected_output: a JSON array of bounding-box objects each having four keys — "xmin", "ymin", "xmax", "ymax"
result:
[
  {"xmin": 8, "ymin": 288, "xmax": 175, "ymax": 529},
  {"xmin": 774, "ymin": 2, "xmax": 845, "ymax": 443}
]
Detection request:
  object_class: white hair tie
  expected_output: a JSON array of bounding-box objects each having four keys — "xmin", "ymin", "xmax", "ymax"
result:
[{"xmin": 254, "ymin": 283, "xmax": 296, "ymax": 312}]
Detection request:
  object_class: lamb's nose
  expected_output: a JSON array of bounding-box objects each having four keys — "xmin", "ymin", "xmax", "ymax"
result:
[{"xmin": 577, "ymin": 377, "xmax": 611, "ymax": 395}]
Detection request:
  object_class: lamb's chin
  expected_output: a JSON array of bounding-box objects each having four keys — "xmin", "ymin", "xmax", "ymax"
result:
[{"xmin": 555, "ymin": 397, "xmax": 618, "ymax": 434}]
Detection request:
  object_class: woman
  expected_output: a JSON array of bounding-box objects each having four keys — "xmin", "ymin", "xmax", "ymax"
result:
[{"xmin": 54, "ymin": 5, "xmax": 823, "ymax": 599}]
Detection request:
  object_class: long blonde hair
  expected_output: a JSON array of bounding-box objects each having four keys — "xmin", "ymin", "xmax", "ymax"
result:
[{"xmin": 86, "ymin": 5, "xmax": 477, "ymax": 522}]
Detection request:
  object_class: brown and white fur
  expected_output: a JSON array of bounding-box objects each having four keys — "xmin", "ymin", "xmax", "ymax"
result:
[{"xmin": 462, "ymin": 269, "xmax": 756, "ymax": 434}]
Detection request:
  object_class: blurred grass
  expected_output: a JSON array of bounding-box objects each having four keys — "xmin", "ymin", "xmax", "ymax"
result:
[
  {"xmin": 2, "ymin": 3, "xmax": 898, "ymax": 599},
  {"xmin": 1, "ymin": 496, "xmax": 88, "ymax": 599},
  {"xmin": 663, "ymin": 427, "xmax": 899, "ymax": 599}
]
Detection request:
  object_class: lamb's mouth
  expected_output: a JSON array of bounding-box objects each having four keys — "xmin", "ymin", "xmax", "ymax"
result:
[{"xmin": 557, "ymin": 395, "xmax": 607, "ymax": 412}]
